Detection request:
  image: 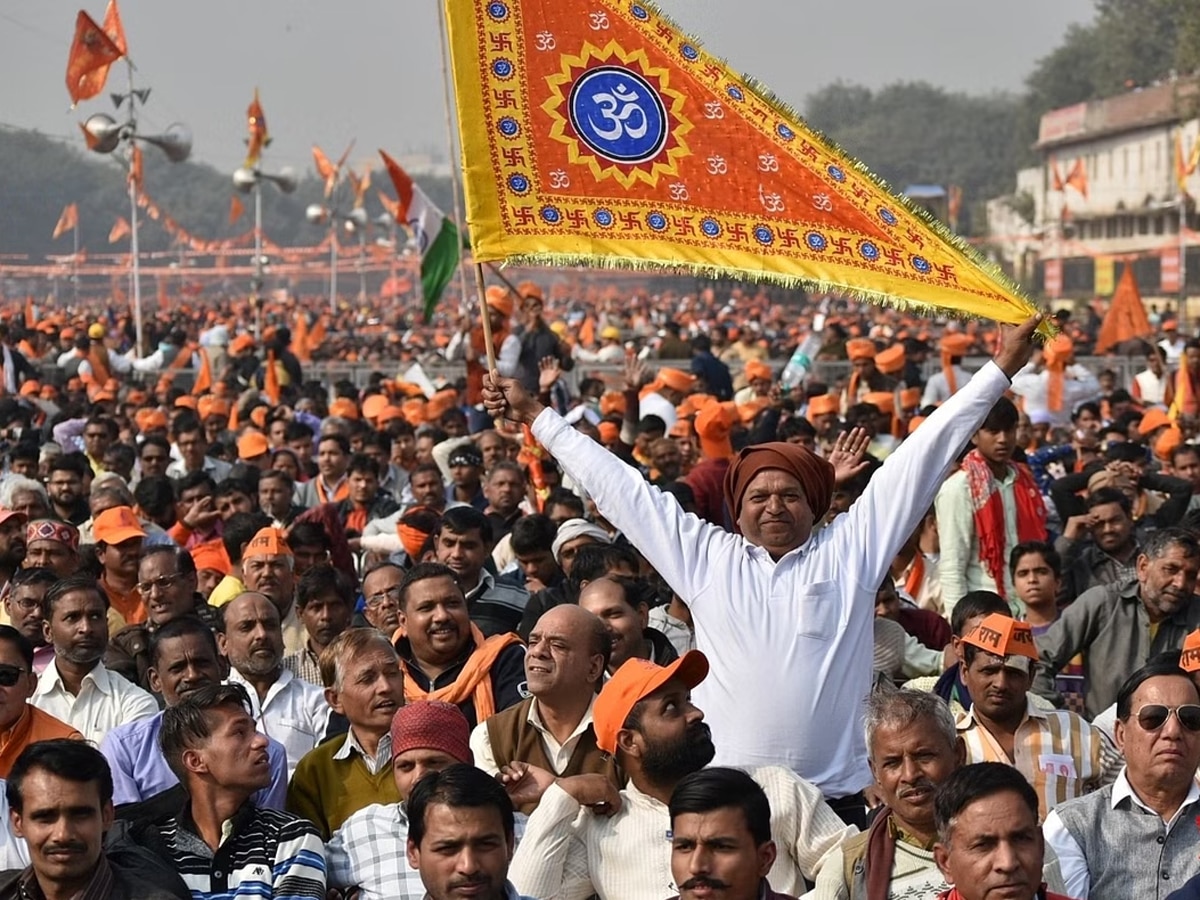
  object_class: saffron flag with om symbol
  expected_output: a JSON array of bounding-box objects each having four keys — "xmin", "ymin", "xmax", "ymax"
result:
[{"xmin": 444, "ymin": 0, "xmax": 1043, "ymax": 323}]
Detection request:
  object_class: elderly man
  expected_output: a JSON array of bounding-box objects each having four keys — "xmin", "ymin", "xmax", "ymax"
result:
[
  {"xmin": 934, "ymin": 763, "xmax": 1075, "ymax": 900},
  {"xmin": 241, "ymin": 525, "xmax": 306, "ymax": 655},
  {"xmin": 282, "ymin": 564, "xmax": 355, "ymax": 686},
  {"xmin": 156, "ymin": 684, "xmax": 326, "ymax": 898},
  {"xmin": 3, "ymin": 567, "xmax": 55, "ymax": 673},
  {"xmin": 327, "ymin": 701, "xmax": 478, "ymax": 899},
  {"xmin": 579, "ymin": 575, "xmax": 678, "ymax": 671},
  {"xmin": 509, "ymin": 652, "xmax": 853, "ymax": 900},
  {"xmin": 286, "ymin": 628, "xmax": 404, "ymax": 838},
  {"xmin": 669, "ymin": 768, "xmax": 797, "ymax": 900},
  {"xmin": 471, "ymin": 605, "xmax": 616, "ymax": 811},
  {"xmin": 106, "ymin": 546, "xmax": 215, "ymax": 690},
  {"xmin": 99, "ymin": 616, "xmax": 288, "ymax": 808},
  {"xmin": 483, "ymin": 315, "xmax": 1042, "ymax": 823},
  {"xmin": 407, "ymin": 764, "xmax": 535, "ymax": 900},
  {"xmin": 0, "ymin": 625, "xmax": 80, "ymax": 777},
  {"xmin": 1045, "ymin": 654, "xmax": 1200, "ymax": 898},
  {"xmin": 394, "ymin": 563, "xmax": 525, "ymax": 729},
  {"xmin": 955, "ymin": 613, "xmax": 1116, "ymax": 817},
  {"xmin": 30, "ymin": 575, "xmax": 157, "ymax": 743},
  {"xmin": 1033, "ymin": 527, "xmax": 1200, "ymax": 718},
  {"xmin": 218, "ymin": 590, "xmax": 330, "ymax": 777},
  {"xmin": 362, "ymin": 562, "xmax": 403, "ymax": 636}
]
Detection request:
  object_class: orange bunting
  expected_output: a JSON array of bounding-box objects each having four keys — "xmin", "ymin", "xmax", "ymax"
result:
[
  {"xmin": 108, "ymin": 215, "xmax": 130, "ymax": 243},
  {"xmin": 313, "ymin": 141, "xmax": 354, "ymax": 198},
  {"xmin": 306, "ymin": 315, "xmax": 327, "ymax": 351},
  {"xmin": 348, "ymin": 169, "xmax": 371, "ymax": 210},
  {"xmin": 65, "ymin": 7, "xmax": 125, "ymax": 106},
  {"xmin": 52, "ymin": 203, "xmax": 78, "ymax": 240},
  {"xmin": 245, "ymin": 88, "xmax": 269, "ymax": 168},
  {"xmin": 1064, "ymin": 159, "xmax": 1089, "ymax": 200}
]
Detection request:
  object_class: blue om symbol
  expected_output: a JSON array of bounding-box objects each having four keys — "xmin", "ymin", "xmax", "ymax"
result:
[{"xmin": 568, "ymin": 66, "xmax": 668, "ymax": 164}]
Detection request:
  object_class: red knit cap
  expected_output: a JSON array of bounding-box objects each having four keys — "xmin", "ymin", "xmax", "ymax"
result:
[{"xmin": 390, "ymin": 701, "xmax": 472, "ymax": 764}]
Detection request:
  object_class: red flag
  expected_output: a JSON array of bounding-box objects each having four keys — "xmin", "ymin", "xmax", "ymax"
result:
[
  {"xmin": 65, "ymin": 9, "xmax": 124, "ymax": 106},
  {"xmin": 128, "ymin": 144, "xmax": 143, "ymax": 191},
  {"xmin": 229, "ymin": 196, "xmax": 244, "ymax": 225},
  {"xmin": 245, "ymin": 89, "xmax": 269, "ymax": 167},
  {"xmin": 108, "ymin": 216, "xmax": 130, "ymax": 243},
  {"xmin": 52, "ymin": 203, "xmax": 78, "ymax": 240}
]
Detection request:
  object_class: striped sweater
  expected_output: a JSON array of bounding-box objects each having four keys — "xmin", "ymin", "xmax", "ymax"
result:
[{"xmin": 158, "ymin": 802, "xmax": 326, "ymax": 900}]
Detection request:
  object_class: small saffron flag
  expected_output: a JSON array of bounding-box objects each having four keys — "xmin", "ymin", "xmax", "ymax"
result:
[
  {"xmin": 52, "ymin": 203, "xmax": 78, "ymax": 240},
  {"xmin": 380, "ymin": 149, "xmax": 461, "ymax": 322},
  {"xmin": 108, "ymin": 215, "xmax": 130, "ymax": 243},
  {"xmin": 65, "ymin": 7, "xmax": 124, "ymax": 106},
  {"xmin": 245, "ymin": 88, "xmax": 269, "ymax": 168},
  {"xmin": 229, "ymin": 195, "xmax": 244, "ymax": 225},
  {"xmin": 443, "ymin": 0, "xmax": 1042, "ymax": 325}
]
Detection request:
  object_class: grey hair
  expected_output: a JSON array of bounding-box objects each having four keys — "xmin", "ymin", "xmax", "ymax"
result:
[
  {"xmin": 318, "ymin": 628, "xmax": 399, "ymax": 691},
  {"xmin": 863, "ymin": 687, "xmax": 957, "ymax": 759},
  {"xmin": 90, "ymin": 477, "xmax": 134, "ymax": 504},
  {"xmin": 0, "ymin": 476, "xmax": 46, "ymax": 509},
  {"xmin": 1141, "ymin": 526, "xmax": 1200, "ymax": 562}
]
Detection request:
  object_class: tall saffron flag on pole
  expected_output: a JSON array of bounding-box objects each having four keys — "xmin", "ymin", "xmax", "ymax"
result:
[
  {"xmin": 1094, "ymin": 265, "xmax": 1151, "ymax": 354},
  {"xmin": 52, "ymin": 203, "xmax": 79, "ymax": 240},
  {"xmin": 65, "ymin": 6, "xmax": 125, "ymax": 107},
  {"xmin": 245, "ymin": 89, "xmax": 269, "ymax": 168},
  {"xmin": 442, "ymin": 0, "xmax": 1043, "ymax": 325},
  {"xmin": 380, "ymin": 150, "xmax": 461, "ymax": 321}
]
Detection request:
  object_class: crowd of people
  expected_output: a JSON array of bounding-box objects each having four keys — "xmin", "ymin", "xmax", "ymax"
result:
[{"xmin": 0, "ymin": 274, "xmax": 1199, "ymax": 900}]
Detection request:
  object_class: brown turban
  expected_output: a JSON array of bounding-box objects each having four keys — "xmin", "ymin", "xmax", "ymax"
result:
[{"xmin": 722, "ymin": 442, "xmax": 836, "ymax": 530}]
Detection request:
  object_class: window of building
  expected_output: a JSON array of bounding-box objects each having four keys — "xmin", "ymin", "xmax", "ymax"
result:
[
  {"xmin": 1138, "ymin": 216, "xmax": 1150, "ymax": 235},
  {"xmin": 1106, "ymin": 217, "xmax": 1118, "ymax": 238},
  {"xmin": 1120, "ymin": 215, "xmax": 1134, "ymax": 237},
  {"xmin": 1155, "ymin": 215, "xmax": 1166, "ymax": 235}
]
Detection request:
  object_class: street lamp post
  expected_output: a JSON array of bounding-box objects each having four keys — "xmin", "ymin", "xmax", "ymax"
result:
[
  {"xmin": 306, "ymin": 204, "xmax": 367, "ymax": 315},
  {"xmin": 233, "ymin": 164, "xmax": 297, "ymax": 339},
  {"xmin": 81, "ymin": 84, "xmax": 190, "ymax": 356}
]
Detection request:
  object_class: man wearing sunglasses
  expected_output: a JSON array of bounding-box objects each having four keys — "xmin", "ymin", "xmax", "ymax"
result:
[
  {"xmin": 1044, "ymin": 653, "xmax": 1200, "ymax": 898},
  {"xmin": 0, "ymin": 624, "xmax": 81, "ymax": 778}
]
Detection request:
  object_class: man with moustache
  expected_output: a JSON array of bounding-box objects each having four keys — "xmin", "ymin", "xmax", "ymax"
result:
[
  {"xmin": 3, "ymin": 567, "xmax": 56, "ymax": 673},
  {"xmin": 507, "ymin": 653, "xmax": 852, "ymax": 900},
  {"xmin": 0, "ymin": 509, "xmax": 26, "ymax": 596}
]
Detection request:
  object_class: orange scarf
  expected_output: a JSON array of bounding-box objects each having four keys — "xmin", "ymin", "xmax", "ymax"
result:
[
  {"xmin": 399, "ymin": 624, "xmax": 522, "ymax": 723},
  {"xmin": 345, "ymin": 506, "xmax": 368, "ymax": 535},
  {"xmin": 315, "ymin": 476, "xmax": 349, "ymax": 504},
  {"xmin": 86, "ymin": 346, "xmax": 111, "ymax": 385},
  {"xmin": 903, "ymin": 553, "xmax": 925, "ymax": 599},
  {"xmin": 1170, "ymin": 366, "xmax": 1200, "ymax": 420}
]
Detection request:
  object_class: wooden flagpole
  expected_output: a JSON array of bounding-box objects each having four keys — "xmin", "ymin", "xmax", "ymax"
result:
[{"xmin": 434, "ymin": 0, "xmax": 475, "ymax": 323}]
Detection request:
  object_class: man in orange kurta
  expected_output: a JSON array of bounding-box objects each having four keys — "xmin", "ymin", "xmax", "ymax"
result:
[{"xmin": 0, "ymin": 626, "xmax": 82, "ymax": 777}]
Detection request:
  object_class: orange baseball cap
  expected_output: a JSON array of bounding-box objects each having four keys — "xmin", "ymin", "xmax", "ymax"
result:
[
  {"xmin": 237, "ymin": 431, "xmax": 271, "ymax": 460},
  {"xmin": 243, "ymin": 527, "xmax": 292, "ymax": 560},
  {"xmin": 593, "ymin": 651, "xmax": 710, "ymax": 755},
  {"xmin": 961, "ymin": 613, "xmax": 1039, "ymax": 671},
  {"xmin": 189, "ymin": 538, "xmax": 231, "ymax": 575},
  {"xmin": 93, "ymin": 506, "xmax": 146, "ymax": 545}
]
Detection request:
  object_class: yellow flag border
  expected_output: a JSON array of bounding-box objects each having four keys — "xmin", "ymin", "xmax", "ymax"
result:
[{"xmin": 446, "ymin": 0, "xmax": 1050, "ymax": 332}]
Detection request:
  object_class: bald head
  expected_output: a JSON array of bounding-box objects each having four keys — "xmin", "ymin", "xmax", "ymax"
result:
[
  {"xmin": 219, "ymin": 591, "xmax": 284, "ymax": 679},
  {"xmin": 525, "ymin": 604, "xmax": 611, "ymax": 702}
]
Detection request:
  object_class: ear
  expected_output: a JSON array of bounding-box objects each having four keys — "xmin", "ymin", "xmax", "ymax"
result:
[
  {"xmin": 1114, "ymin": 717, "xmax": 1126, "ymax": 754},
  {"xmin": 954, "ymin": 736, "xmax": 966, "ymax": 768},
  {"xmin": 41, "ymin": 620, "xmax": 52, "ymax": 647},
  {"xmin": 325, "ymin": 686, "xmax": 346, "ymax": 717},
  {"xmin": 757, "ymin": 840, "xmax": 777, "ymax": 878},
  {"xmin": 586, "ymin": 653, "xmax": 606, "ymax": 685},
  {"xmin": 182, "ymin": 747, "xmax": 207, "ymax": 776},
  {"xmin": 216, "ymin": 631, "xmax": 229, "ymax": 657},
  {"xmin": 637, "ymin": 603, "xmax": 649, "ymax": 631},
  {"xmin": 615, "ymin": 727, "xmax": 641, "ymax": 762},
  {"xmin": 101, "ymin": 801, "xmax": 114, "ymax": 831},
  {"xmin": 9, "ymin": 808, "xmax": 23, "ymax": 841},
  {"xmin": 933, "ymin": 842, "xmax": 953, "ymax": 882},
  {"xmin": 147, "ymin": 666, "xmax": 163, "ymax": 697},
  {"xmin": 406, "ymin": 838, "xmax": 420, "ymax": 871}
]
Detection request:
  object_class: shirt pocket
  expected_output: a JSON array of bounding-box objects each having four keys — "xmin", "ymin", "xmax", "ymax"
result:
[{"xmin": 784, "ymin": 580, "xmax": 844, "ymax": 640}]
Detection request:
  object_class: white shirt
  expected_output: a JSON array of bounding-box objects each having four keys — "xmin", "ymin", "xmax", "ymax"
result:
[
  {"xmin": 0, "ymin": 780, "xmax": 28, "ymax": 870},
  {"xmin": 935, "ymin": 466, "xmax": 1021, "ymax": 618},
  {"xmin": 30, "ymin": 661, "xmax": 158, "ymax": 745},
  {"xmin": 637, "ymin": 392, "xmax": 677, "ymax": 429},
  {"xmin": 509, "ymin": 766, "xmax": 854, "ymax": 900},
  {"xmin": 226, "ymin": 667, "xmax": 330, "ymax": 778},
  {"xmin": 531, "ymin": 361, "xmax": 1011, "ymax": 797},
  {"xmin": 1043, "ymin": 767, "xmax": 1200, "ymax": 899},
  {"xmin": 166, "ymin": 455, "xmax": 232, "ymax": 482},
  {"xmin": 1009, "ymin": 363, "xmax": 1102, "ymax": 427},
  {"xmin": 470, "ymin": 696, "xmax": 597, "ymax": 776}
]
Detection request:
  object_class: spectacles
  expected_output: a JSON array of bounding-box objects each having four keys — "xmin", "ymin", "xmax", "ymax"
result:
[
  {"xmin": 366, "ymin": 586, "xmax": 402, "ymax": 609},
  {"xmin": 8, "ymin": 596, "xmax": 39, "ymax": 612},
  {"xmin": 136, "ymin": 572, "xmax": 187, "ymax": 596},
  {"xmin": 0, "ymin": 664, "xmax": 28, "ymax": 687},
  {"xmin": 1134, "ymin": 704, "xmax": 1200, "ymax": 732}
]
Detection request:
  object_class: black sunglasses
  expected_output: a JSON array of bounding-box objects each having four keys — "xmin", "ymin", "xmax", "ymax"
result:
[
  {"xmin": 0, "ymin": 664, "xmax": 28, "ymax": 687},
  {"xmin": 1135, "ymin": 704, "xmax": 1200, "ymax": 733}
]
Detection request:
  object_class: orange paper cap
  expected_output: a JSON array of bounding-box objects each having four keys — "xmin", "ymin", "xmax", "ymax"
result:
[
  {"xmin": 243, "ymin": 527, "xmax": 292, "ymax": 560},
  {"xmin": 189, "ymin": 538, "xmax": 231, "ymax": 576},
  {"xmin": 961, "ymin": 613, "xmax": 1039, "ymax": 669},
  {"xmin": 744, "ymin": 360, "xmax": 772, "ymax": 383},
  {"xmin": 875, "ymin": 345, "xmax": 905, "ymax": 376},
  {"xmin": 329, "ymin": 398, "xmax": 359, "ymax": 420},
  {"xmin": 863, "ymin": 391, "xmax": 895, "ymax": 414},
  {"xmin": 1138, "ymin": 408, "xmax": 1172, "ymax": 436},
  {"xmin": 807, "ymin": 394, "xmax": 839, "ymax": 418},
  {"xmin": 237, "ymin": 431, "xmax": 271, "ymax": 460},
  {"xmin": 1182, "ymin": 629, "xmax": 1200, "ymax": 673},
  {"xmin": 900, "ymin": 387, "xmax": 922, "ymax": 408},
  {"xmin": 378, "ymin": 405, "xmax": 405, "ymax": 424},
  {"xmin": 362, "ymin": 394, "xmax": 389, "ymax": 422},
  {"xmin": 656, "ymin": 367, "xmax": 696, "ymax": 393},
  {"xmin": 485, "ymin": 285, "xmax": 515, "ymax": 317},
  {"xmin": 846, "ymin": 338, "xmax": 876, "ymax": 361}
]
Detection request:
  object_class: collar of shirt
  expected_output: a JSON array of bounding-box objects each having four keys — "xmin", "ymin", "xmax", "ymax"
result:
[
  {"xmin": 19, "ymin": 852, "xmax": 114, "ymax": 900},
  {"xmin": 1111, "ymin": 766, "xmax": 1200, "ymax": 828},
  {"xmin": 333, "ymin": 729, "xmax": 393, "ymax": 773},
  {"xmin": 179, "ymin": 796, "xmax": 256, "ymax": 850},
  {"xmin": 464, "ymin": 569, "xmax": 495, "ymax": 600},
  {"xmin": 34, "ymin": 660, "xmax": 114, "ymax": 698},
  {"xmin": 886, "ymin": 813, "xmax": 937, "ymax": 851},
  {"xmin": 528, "ymin": 695, "xmax": 596, "ymax": 744},
  {"xmin": 958, "ymin": 695, "xmax": 1045, "ymax": 732},
  {"xmin": 228, "ymin": 665, "xmax": 296, "ymax": 711}
]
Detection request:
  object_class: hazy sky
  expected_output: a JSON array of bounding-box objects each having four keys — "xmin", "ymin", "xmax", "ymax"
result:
[{"xmin": 1, "ymin": 0, "xmax": 1094, "ymax": 175}]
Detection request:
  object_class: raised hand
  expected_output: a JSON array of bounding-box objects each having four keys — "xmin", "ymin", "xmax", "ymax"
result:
[
  {"xmin": 827, "ymin": 426, "xmax": 872, "ymax": 484},
  {"xmin": 483, "ymin": 369, "xmax": 545, "ymax": 426},
  {"xmin": 995, "ymin": 314, "xmax": 1045, "ymax": 379},
  {"xmin": 623, "ymin": 355, "xmax": 648, "ymax": 393},
  {"xmin": 538, "ymin": 356, "xmax": 562, "ymax": 392}
]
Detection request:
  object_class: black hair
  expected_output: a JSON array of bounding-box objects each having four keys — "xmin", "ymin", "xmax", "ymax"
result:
[
  {"xmin": 1105, "ymin": 441, "xmax": 1149, "ymax": 465},
  {"xmin": 979, "ymin": 397, "xmax": 1019, "ymax": 433},
  {"xmin": 778, "ymin": 417, "xmax": 817, "ymax": 441},
  {"xmin": 439, "ymin": 506, "xmax": 494, "ymax": 546},
  {"xmin": 1086, "ymin": 486, "xmax": 1132, "ymax": 516},
  {"xmin": 318, "ymin": 433, "xmax": 351, "ymax": 455},
  {"xmin": 668, "ymin": 767, "xmax": 772, "ymax": 846},
  {"xmin": 171, "ymin": 413, "xmax": 204, "ymax": 440},
  {"xmin": 1142, "ymin": 526, "xmax": 1200, "ymax": 562},
  {"xmin": 637, "ymin": 415, "xmax": 667, "ymax": 436},
  {"xmin": 134, "ymin": 475, "xmax": 177, "ymax": 520},
  {"xmin": 661, "ymin": 481, "xmax": 696, "ymax": 513},
  {"xmin": 10, "ymin": 567, "xmax": 57, "ymax": 591},
  {"xmin": 215, "ymin": 477, "xmax": 256, "ymax": 503},
  {"xmin": 287, "ymin": 521, "xmax": 332, "ymax": 552},
  {"xmin": 1109, "ymin": 389, "xmax": 1133, "ymax": 405},
  {"xmin": 139, "ymin": 435, "xmax": 172, "ymax": 455},
  {"xmin": 175, "ymin": 471, "xmax": 217, "ymax": 498},
  {"xmin": 410, "ymin": 461, "xmax": 444, "ymax": 483},
  {"xmin": 1116, "ymin": 651, "xmax": 1197, "ymax": 720},
  {"xmin": 159, "ymin": 682, "xmax": 255, "ymax": 782},
  {"xmin": 344, "ymin": 453, "xmax": 378, "ymax": 479},
  {"xmin": 544, "ymin": 488, "xmax": 586, "ymax": 519},
  {"xmin": 8, "ymin": 441, "xmax": 38, "ymax": 465},
  {"xmin": 949, "ymin": 590, "xmax": 1010, "ymax": 638},
  {"xmin": 149, "ymin": 615, "xmax": 218, "ymax": 668},
  {"xmin": 140, "ymin": 544, "xmax": 197, "ymax": 578},
  {"xmin": 399, "ymin": 562, "xmax": 461, "ymax": 609},
  {"xmin": 7, "ymin": 740, "xmax": 113, "ymax": 814},
  {"xmin": 48, "ymin": 454, "xmax": 88, "ymax": 479},
  {"xmin": 41, "ymin": 574, "xmax": 107, "ymax": 623},
  {"xmin": 510, "ymin": 514, "xmax": 557, "ymax": 556},
  {"xmin": 221, "ymin": 511, "xmax": 272, "ymax": 563},
  {"xmin": 407, "ymin": 763, "xmax": 515, "ymax": 848},
  {"xmin": 283, "ymin": 420, "xmax": 314, "ymax": 443},
  {"xmin": 103, "ymin": 443, "xmax": 136, "ymax": 472},
  {"xmin": 259, "ymin": 467, "xmax": 295, "ymax": 491},
  {"xmin": 0, "ymin": 624, "xmax": 33, "ymax": 670},
  {"xmin": 297, "ymin": 564, "xmax": 355, "ymax": 609},
  {"xmin": 934, "ymin": 762, "xmax": 1039, "ymax": 845},
  {"xmin": 569, "ymin": 542, "xmax": 640, "ymax": 592},
  {"xmin": 360, "ymin": 431, "xmax": 390, "ymax": 454},
  {"xmin": 1008, "ymin": 541, "xmax": 1062, "ymax": 579}
]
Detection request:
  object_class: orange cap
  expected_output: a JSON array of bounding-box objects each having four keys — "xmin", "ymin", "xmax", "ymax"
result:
[
  {"xmin": 426, "ymin": 389, "xmax": 459, "ymax": 421},
  {"xmin": 174, "ymin": 396, "xmax": 198, "ymax": 410},
  {"xmin": 654, "ymin": 368, "xmax": 695, "ymax": 394},
  {"xmin": 593, "ymin": 652, "xmax": 710, "ymax": 755},
  {"xmin": 197, "ymin": 396, "xmax": 230, "ymax": 420},
  {"xmin": 237, "ymin": 431, "xmax": 271, "ymax": 460},
  {"xmin": 329, "ymin": 398, "xmax": 360, "ymax": 420},
  {"xmin": 1155, "ymin": 426, "xmax": 1184, "ymax": 462},
  {"xmin": 517, "ymin": 280, "xmax": 543, "ymax": 302},
  {"xmin": 846, "ymin": 338, "xmax": 876, "ymax": 361},
  {"xmin": 485, "ymin": 285, "xmax": 515, "ymax": 318},
  {"xmin": 93, "ymin": 506, "xmax": 146, "ymax": 545},
  {"xmin": 1138, "ymin": 408, "xmax": 1172, "ymax": 436},
  {"xmin": 744, "ymin": 360, "xmax": 773, "ymax": 383},
  {"xmin": 863, "ymin": 391, "xmax": 895, "ymax": 414},
  {"xmin": 362, "ymin": 394, "xmax": 389, "ymax": 422},
  {"xmin": 961, "ymin": 613, "xmax": 1039, "ymax": 668},
  {"xmin": 806, "ymin": 394, "xmax": 840, "ymax": 419},
  {"xmin": 378, "ymin": 405, "xmax": 405, "ymax": 424},
  {"xmin": 875, "ymin": 345, "xmax": 905, "ymax": 376},
  {"xmin": 598, "ymin": 421, "xmax": 620, "ymax": 443},
  {"xmin": 900, "ymin": 387, "xmax": 922, "ymax": 409},
  {"xmin": 243, "ymin": 527, "xmax": 292, "ymax": 560},
  {"xmin": 189, "ymin": 538, "xmax": 231, "ymax": 575},
  {"xmin": 940, "ymin": 333, "xmax": 974, "ymax": 356},
  {"xmin": 738, "ymin": 397, "xmax": 771, "ymax": 424}
]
